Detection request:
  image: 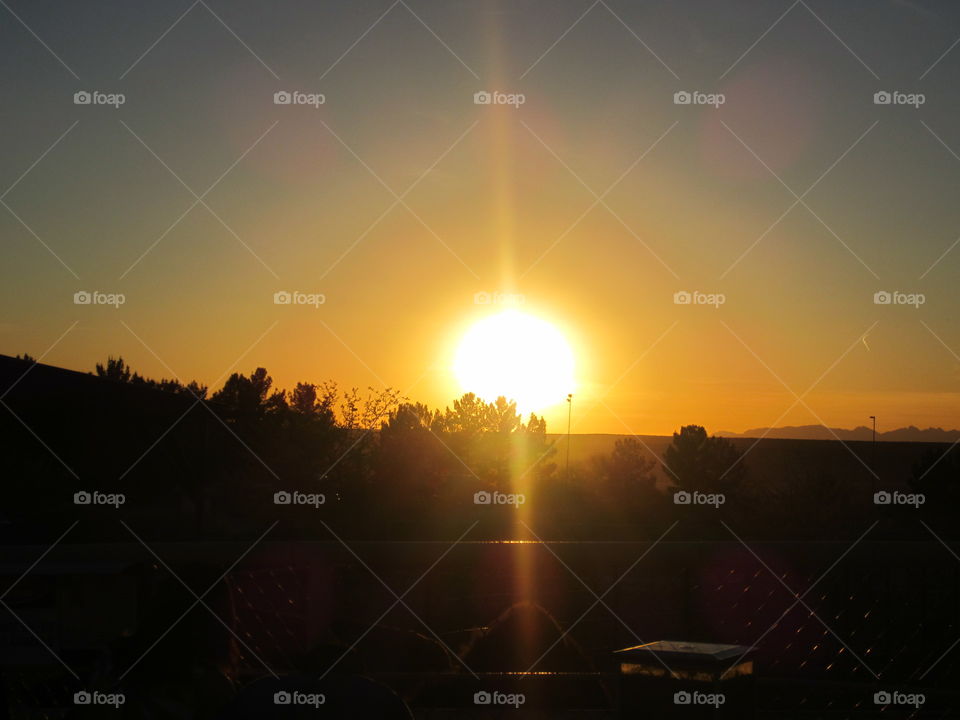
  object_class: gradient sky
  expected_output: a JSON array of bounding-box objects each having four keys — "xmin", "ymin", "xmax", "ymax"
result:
[{"xmin": 2, "ymin": 0, "xmax": 960, "ymax": 435}]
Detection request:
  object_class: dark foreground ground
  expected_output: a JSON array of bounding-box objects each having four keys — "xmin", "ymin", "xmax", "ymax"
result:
[{"xmin": 2, "ymin": 355, "xmax": 960, "ymax": 717}]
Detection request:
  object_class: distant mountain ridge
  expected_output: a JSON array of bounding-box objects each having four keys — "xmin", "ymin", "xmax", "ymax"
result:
[{"xmin": 715, "ymin": 425, "xmax": 960, "ymax": 442}]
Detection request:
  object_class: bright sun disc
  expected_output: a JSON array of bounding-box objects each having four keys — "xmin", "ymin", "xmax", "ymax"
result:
[{"xmin": 454, "ymin": 310, "xmax": 575, "ymax": 413}]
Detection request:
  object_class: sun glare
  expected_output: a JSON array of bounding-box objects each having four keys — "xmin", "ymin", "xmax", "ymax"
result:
[{"xmin": 454, "ymin": 310, "xmax": 575, "ymax": 413}]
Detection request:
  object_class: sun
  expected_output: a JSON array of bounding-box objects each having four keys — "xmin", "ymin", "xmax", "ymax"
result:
[{"xmin": 454, "ymin": 310, "xmax": 575, "ymax": 413}]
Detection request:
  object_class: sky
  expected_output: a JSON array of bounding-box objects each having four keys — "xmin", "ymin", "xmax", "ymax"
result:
[{"xmin": 2, "ymin": 0, "xmax": 960, "ymax": 435}]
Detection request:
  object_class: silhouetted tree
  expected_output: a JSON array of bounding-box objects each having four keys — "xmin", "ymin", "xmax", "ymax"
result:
[
  {"xmin": 212, "ymin": 367, "xmax": 286, "ymax": 426},
  {"xmin": 664, "ymin": 424, "xmax": 745, "ymax": 493},
  {"xmin": 96, "ymin": 355, "xmax": 132, "ymax": 383}
]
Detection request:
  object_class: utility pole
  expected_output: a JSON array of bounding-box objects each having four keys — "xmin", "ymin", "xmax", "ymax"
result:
[
  {"xmin": 870, "ymin": 415, "xmax": 877, "ymax": 468},
  {"xmin": 566, "ymin": 393, "xmax": 573, "ymax": 476}
]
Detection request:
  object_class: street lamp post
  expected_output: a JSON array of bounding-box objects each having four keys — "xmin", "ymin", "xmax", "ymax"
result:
[
  {"xmin": 566, "ymin": 393, "xmax": 573, "ymax": 476},
  {"xmin": 869, "ymin": 415, "xmax": 876, "ymax": 467}
]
